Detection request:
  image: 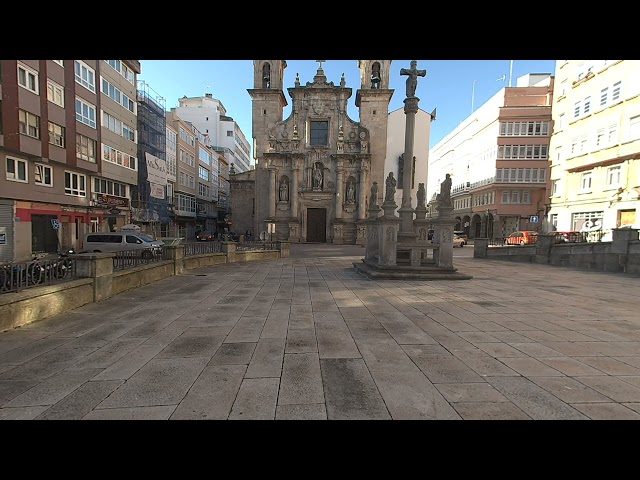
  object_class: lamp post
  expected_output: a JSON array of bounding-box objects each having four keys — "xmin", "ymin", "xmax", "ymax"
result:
[{"xmin": 484, "ymin": 209, "xmax": 490, "ymax": 238}]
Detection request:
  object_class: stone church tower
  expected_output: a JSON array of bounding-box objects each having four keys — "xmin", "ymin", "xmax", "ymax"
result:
[{"xmin": 247, "ymin": 60, "xmax": 392, "ymax": 244}]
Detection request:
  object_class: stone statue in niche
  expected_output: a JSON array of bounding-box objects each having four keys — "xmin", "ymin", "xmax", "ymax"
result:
[
  {"xmin": 279, "ymin": 179, "xmax": 288, "ymax": 202},
  {"xmin": 346, "ymin": 181, "xmax": 356, "ymax": 204},
  {"xmin": 313, "ymin": 164, "xmax": 323, "ymax": 189}
]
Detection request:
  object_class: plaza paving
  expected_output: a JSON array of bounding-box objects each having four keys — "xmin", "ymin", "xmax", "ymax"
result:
[{"xmin": 1, "ymin": 243, "xmax": 640, "ymax": 420}]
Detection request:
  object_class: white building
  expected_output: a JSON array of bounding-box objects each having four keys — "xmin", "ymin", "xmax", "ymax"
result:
[
  {"xmin": 384, "ymin": 107, "xmax": 435, "ymax": 207},
  {"xmin": 172, "ymin": 93, "xmax": 252, "ymax": 173},
  {"xmin": 548, "ymin": 60, "xmax": 640, "ymax": 235},
  {"xmin": 429, "ymin": 73, "xmax": 553, "ymax": 238}
]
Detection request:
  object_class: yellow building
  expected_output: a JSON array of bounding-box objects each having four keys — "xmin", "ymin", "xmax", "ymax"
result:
[{"xmin": 548, "ymin": 60, "xmax": 640, "ymax": 234}]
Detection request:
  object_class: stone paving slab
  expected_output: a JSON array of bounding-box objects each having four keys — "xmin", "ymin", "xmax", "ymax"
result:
[{"xmin": 3, "ymin": 246, "xmax": 640, "ymax": 420}]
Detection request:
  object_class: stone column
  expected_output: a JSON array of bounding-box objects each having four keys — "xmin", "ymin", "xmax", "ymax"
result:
[
  {"xmin": 268, "ymin": 169, "xmax": 276, "ymax": 219},
  {"xmin": 473, "ymin": 238, "xmax": 489, "ymax": 258},
  {"xmin": 165, "ymin": 244, "xmax": 185, "ymax": 275},
  {"xmin": 335, "ymin": 165, "xmax": 344, "ymax": 220},
  {"xmin": 535, "ymin": 234, "xmax": 555, "ymax": 264},
  {"xmin": 278, "ymin": 241, "xmax": 290, "ymax": 258},
  {"xmin": 432, "ymin": 204, "xmax": 456, "ymax": 269},
  {"xmin": 74, "ymin": 252, "xmax": 115, "ymax": 302},
  {"xmin": 222, "ymin": 241, "xmax": 236, "ymax": 263},
  {"xmin": 358, "ymin": 166, "xmax": 368, "ymax": 220},
  {"xmin": 291, "ymin": 160, "xmax": 299, "ymax": 218},
  {"xmin": 397, "ymin": 96, "xmax": 420, "ymax": 243}
]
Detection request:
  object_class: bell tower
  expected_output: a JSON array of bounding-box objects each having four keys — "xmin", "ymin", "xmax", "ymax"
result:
[
  {"xmin": 358, "ymin": 60, "xmax": 391, "ymax": 90},
  {"xmin": 248, "ymin": 60, "xmax": 288, "ymax": 237},
  {"xmin": 356, "ymin": 60, "xmax": 394, "ymax": 192}
]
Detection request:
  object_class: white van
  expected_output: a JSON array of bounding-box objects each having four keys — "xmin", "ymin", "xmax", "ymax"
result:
[{"xmin": 82, "ymin": 232, "xmax": 164, "ymax": 255}]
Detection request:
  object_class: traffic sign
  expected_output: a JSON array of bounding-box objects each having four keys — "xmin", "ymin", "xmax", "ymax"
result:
[
  {"xmin": 530, "ymin": 215, "xmax": 539, "ymax": 223},
  {"xmin": 51, "ymin": 219, "xmax": 61, "ymax": 230}
]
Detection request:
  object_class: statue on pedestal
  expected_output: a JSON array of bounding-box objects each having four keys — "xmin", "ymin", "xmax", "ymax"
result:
[
  {"xmin": 436, "ymin": 173, "xmax": 452, "ymax": 207},
  {"xmin": 384, "ymin": 172, "xmax": 396, "ymax": 203}
]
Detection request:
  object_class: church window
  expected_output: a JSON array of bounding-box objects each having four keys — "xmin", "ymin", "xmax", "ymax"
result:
[{"xmin": 310, "ymin": 121, "xmax": 328, "ymax": 146}]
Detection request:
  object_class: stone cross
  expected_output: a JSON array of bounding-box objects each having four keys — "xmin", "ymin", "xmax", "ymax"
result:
[
  {"xmin": 400, "ymin": 60, "xmax": 426, "ymax": 98},
  {"xmin": 316, "ymin": 60, "xmax": 326, "ymax": 70}
]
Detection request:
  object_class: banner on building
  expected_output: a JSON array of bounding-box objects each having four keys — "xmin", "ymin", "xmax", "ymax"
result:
[
  {"xmin": 145, "ymin": 152, "xmax": 167, "ymax": 186},
  {"xmin": 150, "ymin": 183, "xmax": 165, "ymax": 200}
]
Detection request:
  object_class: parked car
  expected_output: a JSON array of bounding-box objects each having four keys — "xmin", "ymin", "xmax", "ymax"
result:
[
  {"xmin": 554, "ymin": 231, "xmax": 583, "ymax": 243},
  {"xmin": 504, "ymin": 230, "xmax": 538, "ymax": 245},
  {"xmin": 196, "ymin": 231, "xmax": 216, "ymax": 241},
  {"xmin": 453, "ymin": 231, "xmax": 468, "ymax": 242},
  {"xmin": 82, "ymin": 232, "xmax": 163, "ymax": 256},
  {"xmin": 453, "ymin": 234, "xmax": 466, "ymax": 247}
]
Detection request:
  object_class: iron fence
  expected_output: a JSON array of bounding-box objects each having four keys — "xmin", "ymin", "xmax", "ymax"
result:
[
  {"xmin": 1, "ymin": 257, "xmax": 75, "ymax": 294},
  {"xmin": 184, "ymin": 241, "xmax": 222, "ymax": 256},
  {"xmin": 113, "ymin": 248, "xmax": 171, "ymax": 271},
  {"xmin": 236, "ymin": 241, "xmax": 279, "ymax": 251}
]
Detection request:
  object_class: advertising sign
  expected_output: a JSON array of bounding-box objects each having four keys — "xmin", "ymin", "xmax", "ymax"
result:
[
  {"xmin": 145, "ymin": 152, "xmax": 167, "ymax": 186},
  {"xmin": 150, "ymin": 183, "xmax": 165, "ymax": 200}
]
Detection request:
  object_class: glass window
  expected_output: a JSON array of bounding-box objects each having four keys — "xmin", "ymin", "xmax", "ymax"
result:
[{"xmin": 310, "ymin": 121, "xmax": 328, "ymax": 146}]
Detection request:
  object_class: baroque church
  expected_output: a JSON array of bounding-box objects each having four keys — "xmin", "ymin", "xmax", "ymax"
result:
[{"xmin": 235, "ymin": 60, "xmax": 393, "ymax": 244}]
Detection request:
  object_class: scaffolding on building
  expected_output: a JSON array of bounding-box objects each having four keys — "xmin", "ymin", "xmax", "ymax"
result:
[{"xmin": 131, "ymin": 80, "xmax": 172, "ymax": 238}]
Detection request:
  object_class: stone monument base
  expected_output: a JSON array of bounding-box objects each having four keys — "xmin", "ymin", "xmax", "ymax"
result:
[{"xmin": 353, "ymin": 258, "xmax": 473, "ymax": 280}]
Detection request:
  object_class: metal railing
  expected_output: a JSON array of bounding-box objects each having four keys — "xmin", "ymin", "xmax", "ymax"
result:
[
  {"xmin": 184, "ymin": 242, "xmax": 222, "ymax": 256},
  {"xmin": 1, "ymin": 257, "xmax": 75, "ymax": 294},
  {"xmin": 236, "ymin": 241, "xmax": 279, "ymax": 251},
  {"xmin": 113, "ymin": 248, "xmax": 170, "ymax": 271}
]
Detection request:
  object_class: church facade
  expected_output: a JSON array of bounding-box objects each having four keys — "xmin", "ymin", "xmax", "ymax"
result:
[{"xmin": 245, "ymin": 60, "xmax": 393, "ymax": 244}]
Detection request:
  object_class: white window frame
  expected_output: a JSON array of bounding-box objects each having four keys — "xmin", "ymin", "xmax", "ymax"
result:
[
  {"xmin": 76, "ymin": 133, "xmax": 97, "ymax": 163},
  {"xmin": 551, "ymin": 179, "xmax": 559, "ymax": 196},
  {"xmin": 19, "ymin": 109, "xmax": 41, "ymax": 139},
  {"xmin": 6, "ymin": 157, "xmax": 28, "ymax": 183},
  {"xmin": 74, "ymin": 60, "xmax": 96, "ymax": 93},
  {"xmin": 47, "ymin": 80, "xmax": 65, "ymax": 107},
  {"xmin": 35, "ymin": 163, "xmax": 53, "ymax": 187},
  {"xmin": 606, "ymin": 166, "xmax": 621, "ymax": 188},
  {"xmin": 52, "ymin": 60, "xmax": 64, "ymax": 67},
  {"xmin": 627, "ymin": 115, "xmax": 640, "ymax": 142},
  {"xmin": 17, "ymin": 63, "xmax": 39, "ymax": 94},
  {"xmin": 580, "ymin": 171, "xmax": 593, "ymax": 193},
  {"xmin": 76, "ymin": 97, "xmax": 96, "ymax": 128},
  {"xmin": 94, "ymin": 177, "xmax": 127, "ymax": 197},
  {"xmin": 64, "ymin": 171, "xmax": 86, "ymax": 197},
  {"xmin": 48, "ymin": 122, "xmax": 65, "ymax": 148}
]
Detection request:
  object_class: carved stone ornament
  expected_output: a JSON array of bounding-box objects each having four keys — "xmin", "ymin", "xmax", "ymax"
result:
[{"xmin": 312, "ymin": 101, "xmax": 324, "ymax": 115}]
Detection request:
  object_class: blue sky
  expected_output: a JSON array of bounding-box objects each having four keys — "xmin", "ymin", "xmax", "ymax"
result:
[{"xmin": 138, "ymin": 60, "xmax": 557, "ymax": 160}]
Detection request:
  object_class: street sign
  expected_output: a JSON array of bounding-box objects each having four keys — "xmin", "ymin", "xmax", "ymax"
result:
[
  {"xmin": 530, "ymin": 215, "xmax": 539, "ymax": 223},
  {"xmin": 51, "ymin": 219, "xmax": 61, "ymax": 230}
]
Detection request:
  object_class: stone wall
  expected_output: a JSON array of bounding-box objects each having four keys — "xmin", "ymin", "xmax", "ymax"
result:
[
  {"xmin": 473, "ymin": 230, "xmax": 640, "ymax": 275},
  {"xmin": 0, "ymin": 242, "xmax": 287, "ymax": 331}
]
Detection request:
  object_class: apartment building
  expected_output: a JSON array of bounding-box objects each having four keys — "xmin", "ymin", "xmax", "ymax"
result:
[
  {"xmin": 0, "ymin": 59, "xmax": 140, "ymax": 262},
  {"xmin": 130, "ymin": 80, "xmax": 170, "ymax": 235},
  {"xmin": 548, "ymin": 60, "xmax": 640, "ymax": 233},
  {"xmin": 165, "ymin": 111, "xmax": 223, "ymax": 239},
  {"xmin": 172, "ymin": 93, "xmax": 252, "ymax": 173},
  {"xmin": 428, "ymin": 73, "xmax": 554, "ymax": 239},
  {"xmin": 385, "ymin": 107, "xmax": 436, "ymax": 208}
]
